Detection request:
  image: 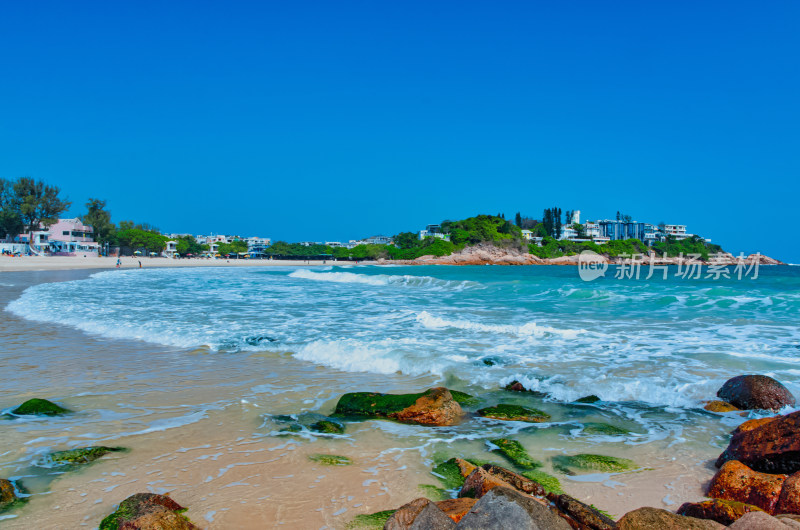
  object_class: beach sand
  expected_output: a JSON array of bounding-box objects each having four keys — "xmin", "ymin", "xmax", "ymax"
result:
[{"xmin": 0, "ymin": 267, "xmax": 715, "ymax": 529}]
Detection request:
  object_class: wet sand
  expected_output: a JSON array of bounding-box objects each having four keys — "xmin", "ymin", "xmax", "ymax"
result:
[{"xmin": 0, "ymin": 269, "xmax": 717, "ymax": 529}]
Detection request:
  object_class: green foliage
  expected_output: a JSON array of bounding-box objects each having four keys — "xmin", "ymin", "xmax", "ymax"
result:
[
  {"xmin": 11, "ymin": 398, "xmax": 71, "ymax": 416},
  {"xmin": 0, "ymin": 177, "xmax": 70, "ymax": 240},
  {"xmin": 442, "ymin": 215, "xmax": 523, "ymax": 248},
  {"xmin": 116, "ymin": 228, "xmax": 168, "ymax": 253},
  {"xmin": 652, "ymin": 235, "xmax": 723, "ymax": 261},
  {"xmin": 393, "ymin": 231, "xmax": 422, "ymax": 249},
  {"xmin": 81, "ymin": 198, "xmax": 115, "ymax": 246},
  {"xmin": 489, "ymin": 438, "xmax": 543, "ymax": 469},
  {"xmin": 386, "ymin": 238, "xmax": 455, "ymax": 260},
  {"xmin": 217, "ymin": 239, "xmax": 248, "ymax": 256},
  {"xmin": 175, "ymin": 235, "xmax": 206, "ymax": 256}
]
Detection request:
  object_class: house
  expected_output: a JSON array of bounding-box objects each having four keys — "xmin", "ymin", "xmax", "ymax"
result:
[
  {"xmin": 163, "ymin": 240, "xmax": 179, "ymax": 258},
  {"xmin": 28, "ymin": 218, "xmax": 100, "ymax": 255},
  {"xmin": 365, "ymin": 235, "xmax": 392, "ymax": 245},
  {"xmin": 419, "ymin": 224, "xmax": 450, "ymax": 241},
  {"xmin": 521, "ymin": 230, "xmax": 533, "ymax": 241}
]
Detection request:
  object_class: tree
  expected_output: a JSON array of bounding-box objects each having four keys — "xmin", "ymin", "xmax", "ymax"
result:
[
  {"xmin": 81, "ymin": 198, "xmax": 116, "ymax": 246},
  {"xmin": 217, "ymin": 240, "xmax": 248, "ymax": 256},
  {"xmin": 175, "ymin": 235, "xmax": 205, "ymax": 255},
  {"xmin": 0, "ymin": 178, "xmax": 24, "ymax": 241},
  {"xmin": 13, "ymin": 177, "xmax": 71, "ymax": 239},
  {"xmin": 574, "ymin": 223, "xmax": 587, "ymax": 238},
  {"xmin": 393, "ymin": 231, "xmax": 421, "ymax": 249},
  {"xmin": 554, "ymin": 207, "xmax": 562, "ymax": 239},
  {"xmin": 515, "ymin": 212, "xmax": 522, "ymax": 227}
]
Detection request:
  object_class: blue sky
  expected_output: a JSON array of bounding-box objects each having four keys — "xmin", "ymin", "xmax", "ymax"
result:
[{"xmin": 1, "ymin": 1, "xmax": 798, "ymax": 261}]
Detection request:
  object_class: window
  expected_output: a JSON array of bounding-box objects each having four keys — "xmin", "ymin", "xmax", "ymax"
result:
[{"xmin": 63, "ymin": 231, "xmax": 70, "ymax": 235}]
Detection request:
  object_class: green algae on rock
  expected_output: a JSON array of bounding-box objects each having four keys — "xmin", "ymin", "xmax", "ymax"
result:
[
  {"xmin": 273, "ymin": 412, "xmax": 346, "ymax": 434},
  {"xmin": 0, "ymin": 478, "xmax": 28, "ymax": 513},
  {"xmin": 334, "ymin": 391, "xmax": 425, "ymax": 417},
  {"xmin": 478, "ymin": 404, "xmax": 550, "ymax": 423},
  {"xmin": 574, "ymin": 395, "xmax": 601, "ymax": 404},
  {"xmin": 346, "ymin": 509, "xmax": 396, "ymax": 529},
  {"xmin": 580, "ymin": 422, "xmax": 631, "ymax": 436},
  {"xmin": 553, "ymin": 454, "xmax": 636, "ymax": 475},
  {"xmin": 333, "ymin": 387, "xmax": 463, "ymax": 426},
  {"xmin": 520, "ymin": 469, "xmax": 564, "ymax": 494},
  {"xmin": 42, "ymin": 446, "xmax": 127, "ymax": 468},
  {"xmin": 432, "ymin": 458, "xmax": 469, "ymax": 490},
  {"xmin": 490, "ymin": 438, "xmax": 543, "ymax": 469},
  {"xmin": 418, "ymin": 484, "xmax": 450, "ymax": 501},
  {"xmin": 10, "ymin": 398, "xmax": 71, "ymax": 417},
  {"xmin": 308, "ymin": 454, "xmax": 352, "ymax": 466},
  {"xmin": 99, "ymin": 493, "xmax": 197, "ymax": 530},
  {"xmin": 449, "ymin": 390, "xmax": 479, "ymax": 407}
]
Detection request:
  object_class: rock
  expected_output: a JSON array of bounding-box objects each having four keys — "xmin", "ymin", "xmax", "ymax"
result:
[
  {"xmin": 478, "ymin": 404, "xmax": 550, "ymax": 423},
  {"xmin": 676, "ymin": 499, "xmax": 763, "ymax": 525},
  {"xmin": 99, "ymin": 493, "xmax": 198, "ymax": 530},
  {"xmin": 574, "ymin": 395, "xmax": 601, "ymax": 404},
  {"xmin": 616, "ymin": 507, "xmax": 724, "ymax": 529},
  {"xmin": 308, "ymin": 454, "xmax": 352, "ymax": 466},
  {"xmin": 777, "ymin": 514, "xmax": 800, "ymax": 528},
  {"xmin": 334, "ymin": 388, "xmax": 463, "ymax": 426},
  {"xmin": 707, "ymin": 460, "xmax": 786, "ymax": 513},
  {"xmin": 554, "ymin": 494, "xmax": 615, "ymax": 529},
  {"xmin": 0, "ymin": 478, "xmax": 21, "ymax": 513},
  {"xmin": 456, "ymin": 486, "xmax": 571, "ymax": 529},
  {"xmin": 580, "ymin": 422, "xmax": 631, "ymax": 436},
  {"xmin": 449, "ymin": 391, "xmax": 480, "ymax": 407},
  {"xmin": 10, "ymin": 398, "xmax": 71, "ymax": 416},
  {"xmin": 42, "ymin": 446, "xmax": 126, "ymax": 468},
  {"xmin": 727, "ymin": 511, "xmax": 797, "ymax": 529},
  {"xmin": 489, "ymin": 438, "xmax": 542, "ymax": 469},
  {"xmin": 272, "ymin": 412, "xmax": 345, "ymax": 434},
  {"xmin": 480, "ymin": 464, "xmax": 546, "ymax": 496},
  {"xmin": 704, "ymin": 401, "xmax": 741, "ymax": 413},
  {"xmin": 391, "ymin": 388, "xmax": 464, "ymax": 426},
  {"xmin": 436, "ymin": 498, "xmax": 477, "ymax": 523},
  {"xmin": 777, "ymin": 471, "xmax": 800, "ymax": 515},
  {"xmin": 384, "ymin": 498, "xmax": 455, "ymax": 529},
  {"xmin": 717, "ymin": 375, "xmax": 796, "ymax": 411},
  {"xmin": 503, "ymin": 381, "xmax": 548, "ymax": 397},
  {"xmin": 716, "ymin": 411, "xmax": 800, "ymax": 474},
  {"xmin": 459, "ymin": 467, "xmax": 515, "ymax": 499},
  {"xmin": 347, "ymin": 510, "xmax": 395, "ymax": 529},
  {"xmin": 552, "ymin": 454, "xmax": 636, "ymax": 475},
  {"xmin": 733, "ymin": 417, "xmax": 777, "ymax": 435}
]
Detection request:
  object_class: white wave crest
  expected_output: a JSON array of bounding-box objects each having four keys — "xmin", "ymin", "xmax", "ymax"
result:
[
  {"xmin": 292, "ymin": 338, "xmax": 445, "ymax": 376},
  {"xmin": 288, "ymin": 269, "xmax": 478, "ymax": 290},
  {"xmin": 415, "ymin": 311, "xmax": 584, "ymax": 338}
]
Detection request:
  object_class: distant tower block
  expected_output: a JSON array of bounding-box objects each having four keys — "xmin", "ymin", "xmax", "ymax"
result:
[{"xmin": 573, "ymin": 210, "xmax": 580, "ymax": 224}]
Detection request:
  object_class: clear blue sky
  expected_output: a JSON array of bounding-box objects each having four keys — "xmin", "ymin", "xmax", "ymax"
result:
[{"xmin": 2, "ymin": 1, "xmax": 798, "ymax": 261}]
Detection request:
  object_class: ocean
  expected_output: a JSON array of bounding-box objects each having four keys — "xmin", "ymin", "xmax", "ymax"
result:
[{"xmin": 1, "ymin": 264, "xmax": 799, "ymax": 527}]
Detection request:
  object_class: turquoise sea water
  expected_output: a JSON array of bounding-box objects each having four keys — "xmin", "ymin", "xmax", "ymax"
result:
[{"xmin": 8, "ymin": 264, "xmax": 800, "ymax": 408}]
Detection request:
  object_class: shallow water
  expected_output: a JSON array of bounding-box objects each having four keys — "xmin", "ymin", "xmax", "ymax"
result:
[{"xmin": 1, "ymin": 265, "xmax": 799, "ymax": 528}]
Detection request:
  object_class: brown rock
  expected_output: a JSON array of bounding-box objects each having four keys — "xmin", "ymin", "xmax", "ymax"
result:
[
  {"xmin": 717, "ymin": 411, "xmax": 800, "ymax": 474},
  {"xmin": 453, "ymin": 458, "xmax": 477, "ymax": 478},
  {"xmin": 480, "ymin": 464, "xmax": 546, "ymax": 497},
  {"xmin": 616, "ymin": 507, "xmax": 724, "ymax": 529},
  {"xmin": 704, "ymin": 401, "xmax": 740, "ymax": 413},
  {"xmin": 103, "ymin": 493, "xmax": 198, "ymax": 530},
  {"xmin": 727, "ymin": 511, "xmax": 796, "ymax": 529},
  {"xmin": 459, "ymin": 467, "xmax": 514, "ymax": 499},
  {"xmin": 734, "ymin": 417, "xmax": 778, "ymax": 435},
  {"xmin": 555, "ymin": 494, "xmax": 616, "ymax": 529},
  {"xmin": 707, "ymin": 460, "xmax": 786, "ymax": 513},
  {"xmin": 0, "ymin": 479, "xmax": 18, "ymax": 511},
  {"xmin": 435, "ymin": 497, "xmax": 477, "ymax": 523},
  {"xmin": 777, "ymin": 471, "xmax": 800, "ymax": 515},
  {"xmin": 456, "ymin": 486, "xmax": 571, "ymax": 530},
  {"xmin": 384, "ymin": 497, "xmax": 455, "ymax": 529},
  {"xmin": 717, "ymin": 375, "xmax": 796, "ymax": 411},
  {"xmin": 389, "ymin": 387, "xmax": 463, "ymax": 426},
  {"xmin": 676, "ymin": 498, "xmax": 763, "ymax": 525}
]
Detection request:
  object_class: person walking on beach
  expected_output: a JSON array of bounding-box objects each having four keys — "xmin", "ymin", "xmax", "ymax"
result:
[
  {"xmin": 138, "ymin": 260, "xmax": 142, "ymax": 268},
  {"xmin": 116, "ymin": 258, "xmax": 121, "ymax": 268}
]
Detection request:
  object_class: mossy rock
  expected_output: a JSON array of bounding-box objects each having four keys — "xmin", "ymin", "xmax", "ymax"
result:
[
  {"xmin": 0, "ymin": 479, "xmax": 28, "ymax": 513},
  {"xmin": 478, "ymin": 404, "xmax": 550, "ymax": 423},
  {"xmin": 449, "ymin": 391, "xmax": 479, "ymax": 407},
  {"xmin": 334, "ymin": 391, "xmax": 428, "ymax": 417},
  {"xmin": 11, "ymin": 398, "xmax": 71, "ymax": 417},
  {"xmin": 574, "ymin": 395, "xmax": 601, "ymax": 404},
  {"xmin": 272, "ymin": 412, "xmax": 345, "ymax": 434},
  {"xmin": 552, "ymin": 453, "xmax": 636, "ymax": 475},
  {"xmin": 520, "ymin": 469, "xmax": 563, "ymax": 495},
  {"xmin": 346, "ymin": 510, "xmax": 396, "ymax": 529},
  {"xmin": 580, "ymin": 422, "xmax": 631, "ymax": 436},
  {"xmin": 504, "ymin": 381, "xmax": 549, "ymax": 397},
  {"xmin": 308, "ymin": 454, "xmax": 352, "ymax": 466},
  {"xmin": 42, "ymin": 446, "xmax": 126, "ymax": 468},
  {"xmin": 489, "ymin": 438, "xmax": 542, "ymax": 469},
  {"xmin": 418, "ymin": 484, "xmax": 450, "ymax": 501},
  {"xmin": 99, "ymin": 493, "xmax": 193, "ymax": 530},
  {"xmin": 431, "ymin": 458, "xmax": 467, "ymax": 490}
]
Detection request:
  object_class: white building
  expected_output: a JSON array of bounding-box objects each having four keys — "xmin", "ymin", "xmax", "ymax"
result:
[
  {"xmin": 418, "ymin": 224, "xmax": 450, "ymax": 241},
  {"xmin": 163, "ymin": 240, "xmax": 178, "ymax": 258}
]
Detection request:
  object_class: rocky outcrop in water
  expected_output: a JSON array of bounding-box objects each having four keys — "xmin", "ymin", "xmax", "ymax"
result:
[
  {"xmin": 99, "ymin": 493, "xmax": 199, "ymax": 530},
  {"xmin": 334, "ymin": 387, "xmax": 465, "ymax": 426},
  {"xmin": 716, "ymin": 410, "xmax": 800, "ymax": 474},
  {"xmin": 0, "ymin": 479, "xmax": 23, "ymax": 513},
  {"xmin": 716, "ymin": 375, "xmax": 796, "ymax": 411},
  {"xmin": 707, "ymin": 460, "xmax": 786, "ymax": 513},
  {"xmin": 10, "ymin": 398, "xmax": 71, "ymax": 416}
]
